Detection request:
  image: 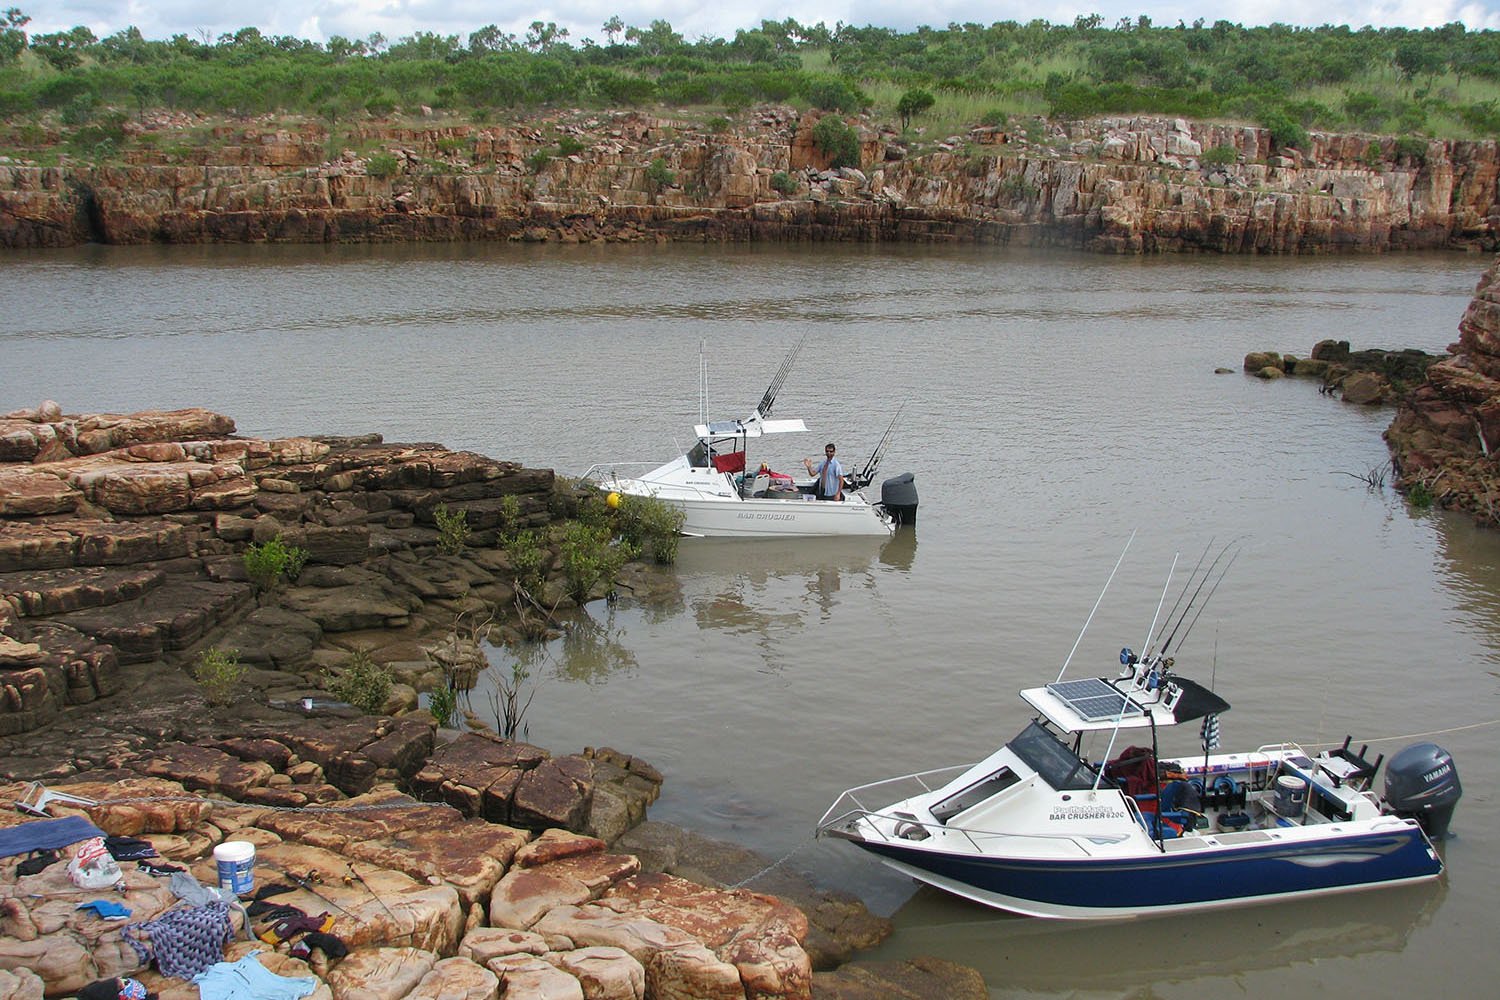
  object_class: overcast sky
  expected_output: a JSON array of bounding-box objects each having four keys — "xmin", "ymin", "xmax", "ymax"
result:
[{"xmin": 16, "ymin": 2, "xmax": 1500, "ymax": 46}]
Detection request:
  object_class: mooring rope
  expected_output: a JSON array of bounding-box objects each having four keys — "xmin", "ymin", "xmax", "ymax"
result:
[
  {"xmin": 724, "ymin": 842, "xmax": 811, "ymax": 889},
  {"xmin": 1298, "ymin": 717, "xmax": 1500, "ymax": 750}
]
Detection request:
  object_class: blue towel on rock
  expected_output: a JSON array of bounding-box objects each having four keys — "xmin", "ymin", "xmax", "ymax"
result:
[
  {"xmin": 0, "ymin": 815, "xmax": 105, "ymax": 859},
  {"xmin": 192, "ymin": 952, "xmax": 316, "ymax": 1000}
]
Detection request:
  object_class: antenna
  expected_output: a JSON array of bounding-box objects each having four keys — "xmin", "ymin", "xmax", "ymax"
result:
[
  {"xmin": 698, "ymin": 340, "xmax": 708, "ymax": 427},
  {"xmin": 1141, "ymin": 553, "xmax": 1179, "ymax": 655},
  {"xmin": 1056, "ymin": 531, "xmax": 1135, "ymax": 684}
]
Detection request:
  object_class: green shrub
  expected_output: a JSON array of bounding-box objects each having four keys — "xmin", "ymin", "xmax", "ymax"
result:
[
  {"xmin": 707, "ymin": 115, "xmax": 731, "ymax": 133},
  {"xmin": 436, "ymin": 136, "xmax": 467, "ymax": 153},
  {"xmin": 1260, "ymin": 108, "xmax": 1309, "ymax": 151},
  {"xmin": 193, "ymin": 647, "xmax": 244, "ymax": 707},
  {"xmin": 427, "ymin": 681, "xmax": 458, "ymax": 728},
  {"xmin": 806, "ymin": 78, "xmax": 864, "ymax": 113},
  {"xmin": 645, "ymin": 156, "xmax": 676, "ymax": 190},
  {"xmin": 1363, "ymin": 141, "xmax": 1385, "ymax": 168},
  {"xmin": 509, "ymin": 528, "xmax": 546, "ymax": 592},
  {"xmin": 769, "ymin": 170, "xmax": 797, "ymax": 195},
  {"xmin": 811, "ymin": 115, "xmax": 861, "ymax": 169},
  {"xmin": 1201, "ymin": 145, "xmax": 1238, "ymax": 167},
  {"xmin": 433, "ymin": 503, "xmax": 470, "ymax": 555},
  {"xmin": 1393, "ymin": 135, "xmax": 1427, "ymax": 164},
  {"xmin": 242, "ymin": 536, "xmax": 307, "ymax": 592},
  {"xmin": 366, "ymin": 152, "xmax": 400, "ymax": 177},
  {"xmin": 525, "ymin": 148, "xmax": 551, "ymax": 173},
  {"xmin": 616, "ymin": 494, "xmax": 684, "ymax": 565},
  {"xmin": 556, "ymin": 135, "xmax": 585, "ymax": 156},
  {"xmin": 560, "ymin": 521, "xmax": 632, "ymax": 603},
  {"xmin": 498, "ymin": 494, "xmax": 523, "ymax": 540},
  {"xmin": 979, "ymin": 108, "xmax": 1007, "ymax": 127},
  {"xmin": 326, "ymin": 647, "xmax": 393, "ymax": 713},
  {"xmin": 1407, "ymin": 481, "xmax": 1434, "ymax": 509}
]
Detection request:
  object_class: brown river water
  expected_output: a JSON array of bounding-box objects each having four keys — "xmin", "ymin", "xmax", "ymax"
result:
[{"xmin": 3, "ymin": 242, "xmax": 1499, "ymax": 997}]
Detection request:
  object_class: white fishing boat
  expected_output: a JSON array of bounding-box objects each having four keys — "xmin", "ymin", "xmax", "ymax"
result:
[
  {"xmin": 817, "ymin": 544, "xmax": 1461, "ymax": 919},
  {"xmin": 582, "ymin": 339, "xmax": 916, "ymax": 538}
]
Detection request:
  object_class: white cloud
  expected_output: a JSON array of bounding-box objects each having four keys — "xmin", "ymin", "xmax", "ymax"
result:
[{"xmin": 17, "ymin": 1, "xmax": 1500, "ymax": 44}]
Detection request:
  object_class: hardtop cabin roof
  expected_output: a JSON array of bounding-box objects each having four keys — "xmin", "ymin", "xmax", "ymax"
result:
[
  {"xmin": 1020, "ymin": 674, "xmax": 1230, "ymax": 734},
  {"xmin": 695, "ymin": 417, "xmax": 809, "ymax": 439}
]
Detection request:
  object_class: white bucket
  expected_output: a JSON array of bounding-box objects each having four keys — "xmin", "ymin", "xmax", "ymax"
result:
[
  {"xmin": 1274, "ymin": 775, "xmax": 1307, "ymax": 818},
  {"xmin": 213, "ymin": 840, "xmax": 255, "ymax": 896}
]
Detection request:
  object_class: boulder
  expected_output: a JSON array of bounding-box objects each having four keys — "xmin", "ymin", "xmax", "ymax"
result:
[
  {"xmin": 486, "ymin": 953, "xmax": 585, "ymax": 1000},
  {"xmin": 325, "ymin": 946, "xmax": 438, "ymax": 1000},
  {"xmin": 402, "ymin": 957, "xmax": 499, "ymax": 1000},
  {"xmin": 543, "ymin": 946, "xmax": 645, "ymax": 1000}
]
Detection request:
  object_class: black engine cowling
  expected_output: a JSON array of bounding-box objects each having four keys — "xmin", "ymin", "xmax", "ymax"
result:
[
  {"xmin": 1383, "ymin": 742, "xmax": 1461, "ymax": 839},
  {"xmin": 880, "ymin": 472, "xmax": 918, "ymax": 526}
]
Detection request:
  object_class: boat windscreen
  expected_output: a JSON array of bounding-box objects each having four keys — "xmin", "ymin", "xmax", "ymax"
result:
[{"xmin": 1008, "ymin": 721, "xmax": 1099, "ymax": 790}]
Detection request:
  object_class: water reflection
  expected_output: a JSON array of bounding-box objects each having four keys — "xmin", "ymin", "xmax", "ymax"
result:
[
  {"xmin": 874, "ymin": 881, "xmax": 1444, "ymax": 992},
  {"xmin": 879, "ymin": 527, "xmax": 918, "ymax": 570}
]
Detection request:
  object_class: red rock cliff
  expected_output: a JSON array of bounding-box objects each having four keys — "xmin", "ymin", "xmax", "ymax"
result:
[{"xmin": 2, "ymin": 110, "xmax": 1497, "ymax": 252}]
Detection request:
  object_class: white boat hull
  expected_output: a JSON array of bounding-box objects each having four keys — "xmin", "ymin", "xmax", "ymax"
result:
[{"xmin": 608, "ymin": 476, "xmax": 892, "ymax": 538}]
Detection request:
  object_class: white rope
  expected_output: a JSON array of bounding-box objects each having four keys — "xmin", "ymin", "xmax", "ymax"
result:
[{"xmin": 1298, "ymin": 717, "xmax": 1500, "ymax": 750}]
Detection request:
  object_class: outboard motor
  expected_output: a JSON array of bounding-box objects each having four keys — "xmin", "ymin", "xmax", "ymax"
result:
[
  {"xmin": 1383, "ymin": 742, "xmax": 1461, "ymax": 839},
  {"xmin": 880, "ymin": 472, "xmax": 918, "ymax": 526}
]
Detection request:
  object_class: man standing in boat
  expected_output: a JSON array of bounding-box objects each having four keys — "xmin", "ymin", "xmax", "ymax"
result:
[{"xmin": 805, "ymin": 443, "xmax": 845, "ymax": 501}]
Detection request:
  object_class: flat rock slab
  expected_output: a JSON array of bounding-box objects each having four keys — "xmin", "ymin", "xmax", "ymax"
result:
[
  {"xmin": 0, "ymin": 518, "xmax": 190, "ymax": 574},
  {"xmin": 214, "ymin": 605, "xmax": 322, "ymax": 670},
  {"xmin": 282, "ymin": 582, "xmax": 420, "ymax": 632},
  {"xmin": 0, "ymin": 565, "xmax": 167, "ymax": 617},
  {"xmin": 51, "ymin": 578, "xmax": 254, "ymax": 663}
]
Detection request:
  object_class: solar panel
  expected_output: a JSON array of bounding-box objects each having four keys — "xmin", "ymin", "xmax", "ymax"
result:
[{"xmin": 1046, "ymin": 677, "xmax": 1145, "ymax": 723}]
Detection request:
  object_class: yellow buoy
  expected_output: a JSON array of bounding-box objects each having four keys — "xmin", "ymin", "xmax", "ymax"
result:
[{"xmin": 607, "ymin": 492, "xmax": 621, "ymax": 509}]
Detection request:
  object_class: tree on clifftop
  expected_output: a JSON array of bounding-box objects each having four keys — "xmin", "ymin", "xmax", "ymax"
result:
[{"xmin": 897, "ymin": 88, "xmax": 935, "ymax": 130}]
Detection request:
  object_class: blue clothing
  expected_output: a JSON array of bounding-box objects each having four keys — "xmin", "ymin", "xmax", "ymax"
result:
[
  {"xmin": 193, "ymin": 952, "xmax": 316, "ymax": 1000},
  {"xmin": 810, "ymin": 457, "xmax": 844, "ymax": 498},
  {"xmin": 0, "ymin": 815, "xmax": 105, "ymax": 859}
]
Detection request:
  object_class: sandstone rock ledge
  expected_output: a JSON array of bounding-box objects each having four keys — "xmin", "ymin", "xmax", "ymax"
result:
[
  {"xmin": 0, "ymin": 403, "xmax": 980, "ymax": 999},
  {"xmin": 0, "ymin": 717, "xmax": 937, "ymax": 1000},
  {"xmin": 0, "ymin": 402, "xmax": 577, "ymax": 738}
]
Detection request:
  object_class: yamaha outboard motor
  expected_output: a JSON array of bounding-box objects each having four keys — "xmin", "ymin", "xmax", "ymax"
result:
[
  {"xmin": 1383, "ymin": 743, "xmax": 1461, "ymax": 839},
  {"xmin": 880, "ymin": 472, "xmax": 918, "ymax": 526}
]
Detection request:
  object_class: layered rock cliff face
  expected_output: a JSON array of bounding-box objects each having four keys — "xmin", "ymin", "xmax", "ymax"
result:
[
  {"xmin": 0, "ymin": 402, "xmax": 562, "ymax": 737},
  {"xmin": 1387, "ymin": 255, "xmax": 1500, "ymax": 521},
  {"xmin": 3, "ymin": 109, "xmax": 1497, "ymax": 252}
]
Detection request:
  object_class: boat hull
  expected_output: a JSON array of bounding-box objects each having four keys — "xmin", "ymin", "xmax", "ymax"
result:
[
  {"xmin": 613, "ymin": 482, "xmax": 891, "ymax": 537},
  {"xmin": 847, "ymin": 826, "xmax": 1443, "ymax": 919}
]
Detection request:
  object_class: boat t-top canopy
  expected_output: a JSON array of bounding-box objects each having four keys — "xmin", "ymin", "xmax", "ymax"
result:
[
  {"xmin": 1021, "ymin": 674, "xmax": 1230, "ymax": 734},
  {"xmin": 695, "ymin": 417, "xmax": 809, "ymax": 439}
]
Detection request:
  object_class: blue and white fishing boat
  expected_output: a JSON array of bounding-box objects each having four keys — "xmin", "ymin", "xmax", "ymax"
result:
[{"xmin": 817, "ymin": 546, "xmax": 1461, "ymax": 919}]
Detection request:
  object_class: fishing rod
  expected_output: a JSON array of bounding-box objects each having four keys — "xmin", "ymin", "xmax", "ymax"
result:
[
  {"xmin": 276, "ymin": 867, "xmax": 360, "ymax": 922},
  {"xmin": 1171, "ymin": 548, "xmax": 1240, "ymax": 655},
  {"xmin": 1145, "ymin": 539, "xmax": 1213, "ymax": 656},
  {"xmin": 345, "ymin": 863, "xmax": 398, "ymax": 925},
  {"xmin": 1158, "ymin": 540, "xmax": 1238, "ymax": 656},
  {"xmin": 1056, "ymin": 531, "xmax": 1135, "ymax": 684},
  {"xmin": 754, "ymin": 333, "xmax": 806, "ymax": 419},
  {"xmin": 850, "ymin": 403, "xmax": 904, "ymax": 490}
]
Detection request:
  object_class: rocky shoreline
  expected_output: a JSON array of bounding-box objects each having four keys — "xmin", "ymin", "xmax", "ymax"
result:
[
  {"xmin": 1241, "ymin": 254, "xmax": 1500, "ymax": 525},
  {"xmin": 3, "ymin": 108, "xmax": 1498, "ymax": 253},
  {"xmin": 0, "ymin": 406, "xmax": 991, "ymax": 999}
]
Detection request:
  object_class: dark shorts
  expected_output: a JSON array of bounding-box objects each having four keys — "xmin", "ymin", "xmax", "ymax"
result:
[{"xmin": 817, "ymin": 493, "xmax": 840, "ymax": 501}]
